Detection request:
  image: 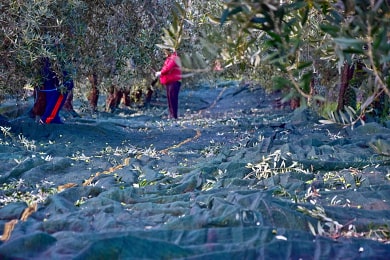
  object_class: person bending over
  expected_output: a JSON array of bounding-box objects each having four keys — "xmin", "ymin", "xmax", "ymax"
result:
[{"xmin": 33, "ymin": 58, "xmax": 74, "ymax": 124}]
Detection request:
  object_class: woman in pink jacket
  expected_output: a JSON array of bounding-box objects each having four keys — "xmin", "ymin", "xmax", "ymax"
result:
[{"xmin": 156, "ymin": 49, "xmax": 182, "ymax": 119}]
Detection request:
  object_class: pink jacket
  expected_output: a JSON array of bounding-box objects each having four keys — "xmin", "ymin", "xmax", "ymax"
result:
[{"xmin": 160, "ymin": 52, "xmax": 182, "ymax": 85}]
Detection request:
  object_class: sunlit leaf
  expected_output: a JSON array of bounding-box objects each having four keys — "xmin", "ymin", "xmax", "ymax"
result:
[
  {"xmin": 308, "ymin": 222, "xmax": 317, "ymax": 236},
  {"xmin": 344, "ymin": 106, "xmax": 357, "ymax": 122},
  {"xmin": 317, "ymin": 221, "xmax": 325, "ymax": 235},
  {"xmin": 155, "ymin": 44, "xmax": 174, "ymax": 50},
  {"xmin": 319, "ymin": 119, "xmax": 335, "ymax": 125},
  {"xmin": 338, "ymin": 110, "xmax": 349, "ymax": 124}
]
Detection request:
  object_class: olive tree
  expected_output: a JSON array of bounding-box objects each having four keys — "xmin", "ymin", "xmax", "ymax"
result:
[
  {"xmin": 1, "ymin": 0, "xmax": 176, "ymax": 108},
  {"xmin": 218, "ymin": 0, "xmax": 390, "ymax": 124},
  {"xmin": 156, "ymin": 0, "xmax": 234, "ymax": 85},
  {"xmin": 0, "ymin": 0, "xmax": 70, "ymax": 96}
]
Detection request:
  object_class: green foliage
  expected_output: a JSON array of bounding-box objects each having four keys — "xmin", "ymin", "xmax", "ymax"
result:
[
  {"xmin": 1, "ymin": 0, "xmax": 65, "ymax": 94},
  {"xmin": 156, "ymin": 2, "xmax": 185, "ymax": 51},
  {"xmin": 155, "ymin": 0, "xmax": 226, "ymax": 84},
  {"xmin": 219, "ymin": 0, "xmax": 321, "ymax": 99},
  {"xmin": 2, "ymin": 0, "xmax": 389, "ymax": 118},
  {"xmin": 0, "ymin": 179, "xmax": 57, "ymax": 207},
  {"xmin": 1, "ymin": 0, "xmax": 174, "ymax": 98},
  {"xmin": 1, "ymin": 126, "xmax": 37, "ymax": 151},
  {"xmin": 66, "ymin": 0, "xmax": 167, "ymax": 92},
  {"xmin": 319, "ymin": 105, "xmax": 363, "ymax": 129},
  {"xmin": 219, "ymin": 0, "xmax": 390, "ymax": 122},
  {"xmin": 245, "ymin": 150, "xmax": 307, "ymax": 180},
  {"xmin": 298, "ymin": 204, "xmax": 390, "ymax": 242}
]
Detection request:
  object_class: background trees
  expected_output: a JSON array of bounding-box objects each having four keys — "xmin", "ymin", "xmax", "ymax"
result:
[
  {"xmin": 218, "ymin": 0, "xmax": 390, "ymax": 124},
  {"xmin": 1, "ymin": 0, "xmax": 389, "ymax": 124},
  {"xmin": 1, "ymin": 0, "xmax": 174, "ymax": 107}
]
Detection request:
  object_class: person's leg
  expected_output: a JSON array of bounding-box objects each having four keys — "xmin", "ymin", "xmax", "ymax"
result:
[
  {"xmin": 170, "ymin": 81, "xmax": 181, "ymax": 119},
  {"xmin": 166, "ymin": 83, "xmax": 174, "ymax": 118}
]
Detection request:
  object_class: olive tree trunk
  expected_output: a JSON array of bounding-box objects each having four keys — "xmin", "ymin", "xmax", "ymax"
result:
[
  {"xmin": 87, "ymin": 74, "xmax": 99, "ymax": 111},
  {"xmin": 337, "ymin": 62, "xmax": 354, "ymax": 111}
]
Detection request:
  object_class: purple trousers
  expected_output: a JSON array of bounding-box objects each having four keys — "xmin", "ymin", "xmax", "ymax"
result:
[{"xmin": 166, "ymin": 81, "xmax": 181, "ymax": 119}]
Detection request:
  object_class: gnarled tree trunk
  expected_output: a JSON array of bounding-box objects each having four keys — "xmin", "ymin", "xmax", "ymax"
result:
[
  {"xmin": 105, "ymin": 85, "xmax": 120, "ymax": 112},
  {"xmin": 31, "ymin": 86, "xmax": 46, "ymax": 117},
  {"xmin": 144, "ymin": 78, "xmax": 157, "ymax": 107},
  {"xmin": 337, "ymin": 62, "xmax": 354, "ymax": 111},
  {"xmin": 63, "ymin": 90, "xmax": 74, "ymax": 111},
  {"xmin": 106, "ymin": 86, "xmax": 131, "ymax": 112},
  {"xmin": 121, "ymin": 88, "xmax": 131, "ymax": 107},
  {"xmin": 87, "ymin": 74, "xmax": 99, "ymax": 112}
]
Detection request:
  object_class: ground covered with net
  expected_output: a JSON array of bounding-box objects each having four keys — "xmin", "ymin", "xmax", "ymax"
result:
[{"xmin": 0, "ymin": 81, "xmax": 389, "ymax": 259}]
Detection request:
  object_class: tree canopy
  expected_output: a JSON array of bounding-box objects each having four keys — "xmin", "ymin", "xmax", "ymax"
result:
[
  {"xmin": 1, "ymin": 0, "xmax": 175, "ymax": 94},
  {"xmin": 1, "ymin": 0, "xmax": 389, "ymax": 123}
]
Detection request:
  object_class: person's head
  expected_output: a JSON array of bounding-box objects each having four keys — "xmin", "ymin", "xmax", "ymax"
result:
[{"xmin": 163, "ymin": 49, "xmax": 171, "ymax": 58}]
